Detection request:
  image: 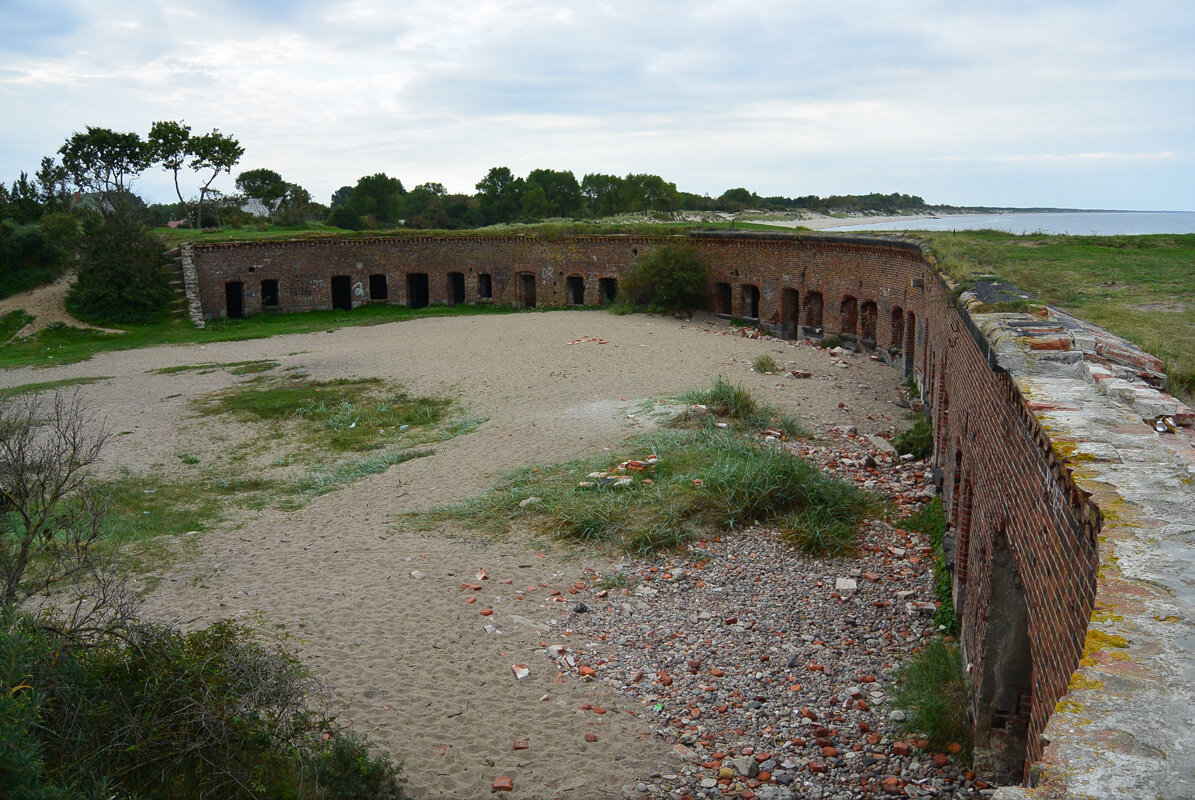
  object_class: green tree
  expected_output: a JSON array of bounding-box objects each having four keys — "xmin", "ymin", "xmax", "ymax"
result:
[
  {"xmin": 329, "ymin": 173, "xmax": 406, "ymax": 230},
  {"xmin": 188, "ymin": 129, "xmax": 244, "ymax": 228},
  {"xmin": 581, "ymin": 173, "xmax": 624, "ymax": 217},
  {"xmin": 147, "ymin": 120, "xmax": 194, "ymax": 224},
  {"xmin": 58, "ymin": 127, "xmax": 149, "ymax": 221},
  {"xmin": 475, "ymin": 166, "xmax": 523, "ymax": 224},
  {"xmin": 67, "ymin": 216, "xmax": 171, "ymax": 324},
  {"xmin": 620, "ymin": 173, "xmax": 679, "ymax": 215},
  {"xmin": 620, "ymin": 244, "xmax": 709, "ymax": 314},
  {"xmin": 524, "ymin": 169, "xmax": 582, "ymax": 218}
]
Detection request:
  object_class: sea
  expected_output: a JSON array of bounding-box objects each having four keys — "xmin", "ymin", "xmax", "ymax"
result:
[{"xmin": 831, "ymin": 210, "xmax": 1195, "ymax": 236}]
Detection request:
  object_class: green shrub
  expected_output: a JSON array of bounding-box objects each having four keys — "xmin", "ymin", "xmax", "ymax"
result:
[
  {"xmin": 66, "ymin": 216, "xmax": 173, "ymax": 324},
  {"xmin": 678, "ymin": 376, "xmax": 804, "ymax": 436},
  {"xmin": 619, "ymin": 243, "xmax": 709, "ymax": 314},
  {"xmin": 893, "ymin": 412, "xmax": 933, "ymax": 459},
  {"xmin": 753, "ymin": 353, "xmax": 778, "ymax": 373},
  {"xmin": 0, "ymin": 614, "xmax": 402, "ymax": 799},
  {"xmin": 819, "ymin": 335, "xmax": 841, "ymax": 350},
  {"xmin": 893, "ymin": 638, "xmax": 971, "ymax": 755}
]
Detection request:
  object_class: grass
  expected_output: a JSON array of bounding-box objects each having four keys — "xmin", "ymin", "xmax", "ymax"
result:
[
  {"xmin": 892, "ymin": 637, "xmax": 971, "ymax": 756},
  {"xmin": 916, "ymin": 230, "xmax": 1195, "ymax": 400},
  {"xmin": 406, "ymin": 424, "xmax": 876, "ymax": 556},
  {"xmin": 0, "ymin": 302, "xmax": 523, "ymax": 370},
  {"xmin": 752, "ymin": 353, "xmax": 779, "ymax": 374},
  {"xmin": 0, "ymin": 375, "xmax": 109, "ymax": 399},
  {"xmin": 898, "ymin": 497, "xmax": 957, "ymax": 634},
  {"xmin": 196, "ymin": 375, "xmax": 452, "ymax": 452},
  {"xmin": 0, "ymin": 310, "xmax": 34, "ymax": 343},
  {"xmin": 893, "ymin": 412, "xmax": 933, "ymax": 459},
  {"xmin": 291, "ymin": 448, "xmax": 433, "ymax": 497},
  {"xmin": 677, "ymin": 376, "xmax": 804, "ymax": 437},
  {"xmin": 155, "ymin": 359, "xmax": 278, "ymax": 375}
]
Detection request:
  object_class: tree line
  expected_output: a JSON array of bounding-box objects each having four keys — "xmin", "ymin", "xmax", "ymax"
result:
[{"xmin": 1, "ymin": 120, "xmax": 930, "ymax": 324}]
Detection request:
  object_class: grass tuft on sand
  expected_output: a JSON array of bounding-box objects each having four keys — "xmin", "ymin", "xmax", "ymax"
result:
[{"xmin": 408, "ymin": 382, "xmax": 873, "ymax": 555}]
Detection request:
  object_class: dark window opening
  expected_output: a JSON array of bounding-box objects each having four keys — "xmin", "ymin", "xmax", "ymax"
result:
[
  {"xmin": 891, "ymin": 306, "xmax": 905, "ymax": 351},
  {"xmin": 566, "ymin": 276, "xmax": 585, "ymax": 305},
  {"xmin": 407, "ymin": 273, "xmax": 429, "ymax": 309},
  {"xmin": 715, "ymin": 282, "xmax": 732, "ymax": 315},
  {"xmin": 447, "ymin": 272, "xmax": 465, "ymax": 306},
  {"xmin": 260, "ymin": 279, "xmax": 279, "ymax": 308},
  {"xmin": 742, "ymin": 284, "xmax": 760, "ymax": 319},
  {"xmin": 974, "ymin": 529, "xmax": 1033, "ymax": 784},
  {"xmin": 780, "ymin": 288, "xmax": 799, "ymax": 340},
  {"xmin": 599, "ymin": 277, "xmax": 618, "ymax": 304},
  {"xmin": 369, "ymin": 274, "xmax": 388, "ymax": 301},
  {"xmin": 860, "ymin": 300, "xmax": 877, "ymax": 343},
  {"xmin": 802, "ymin": 291, "xmax": 823, "ymax": 332},
  {"xmin": 840, "ymin": 295, "xmax": 858, "ymax": 336},
  {"xmin": 478, "ymin": 273, "xmax": 493, "ymax": 300},
  {"xmin": 330, "ymin": 275, "xmax": 352, "ymax": 311},
  {"xmin": 519, "ymin": 273, "xmax": 537, "ymax": 308},
  {"xmin": 905, "ymin": 311, "xmax": 917, "ymax": 376},
  {"xmin": 225, "ymin": 281, "xmax": 244, "ymax": 319}
]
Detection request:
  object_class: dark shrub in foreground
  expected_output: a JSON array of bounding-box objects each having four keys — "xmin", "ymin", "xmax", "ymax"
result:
[{"xmin": 0, "ymin": 614, "xmax": 402, "ymax": 799}]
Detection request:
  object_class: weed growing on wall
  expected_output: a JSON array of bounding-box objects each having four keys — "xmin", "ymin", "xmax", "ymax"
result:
[
  {"xmin": 892, "ymin": 637, "xmax": 971, "ymax": 757},
  {"xmin": 899, "ymin": 497, "xmax": 957, "ymax": 634},
  {"xmin": 894, "ymin": 412, "xmax": 933, "ymax": 459}
]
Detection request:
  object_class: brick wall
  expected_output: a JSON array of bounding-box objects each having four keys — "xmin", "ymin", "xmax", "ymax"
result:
[{"xmin": 189, "ymin": 231, "xmax": 1100, "ymax": 779}]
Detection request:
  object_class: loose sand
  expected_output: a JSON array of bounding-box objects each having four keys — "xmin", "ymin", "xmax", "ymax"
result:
[{"xmin": 0, "ymin": 310, "xmax": 907, "ymax": 799}]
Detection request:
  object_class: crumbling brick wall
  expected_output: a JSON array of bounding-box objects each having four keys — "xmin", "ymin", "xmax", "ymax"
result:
[{"xmin": 190, "ymin": 231, "xmax": 1100, "ymax": 779}]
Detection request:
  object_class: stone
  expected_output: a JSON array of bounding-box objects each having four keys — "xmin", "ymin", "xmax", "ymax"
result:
[
  {"xmin": 493, "ymin": 776, "xmax": 514, "ymax": 792},
  {"xmin": 585, "ymin": 732, "xmax": 598, "ymax": 742},
  {"xmin": 732, "ymin": 756, "xmax": 760, "ymax": 778},
  {"xmin": 835, "ymin": 577, "xmax": 857, "ymax": 594},
  {"xmin": 511, "ymin": 663, "xmax": 529, "ymax": 680},
  {"xmin": 518, "ymin": 496, "xmax": 541, "ymax": 508}
]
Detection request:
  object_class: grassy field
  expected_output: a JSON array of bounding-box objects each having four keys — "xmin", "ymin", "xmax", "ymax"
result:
[
  {"xmin": 913, "ymin": 231, "xmax": 1194, "ymax": 396},
  {"xmin": 0, "ymin": 302, "xmax": 523, "ymax": 370}
]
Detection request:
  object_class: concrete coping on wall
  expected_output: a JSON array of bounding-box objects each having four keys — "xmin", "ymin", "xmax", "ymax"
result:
[{"xmin": 956, "ymin": 290, "xmax": 1195, "ymax": 800}]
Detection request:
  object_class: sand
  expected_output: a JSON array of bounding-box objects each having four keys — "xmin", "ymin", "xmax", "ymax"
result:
[{"xmin": 0, "ymin": 310, "xmax": 906, "ymax": 798}]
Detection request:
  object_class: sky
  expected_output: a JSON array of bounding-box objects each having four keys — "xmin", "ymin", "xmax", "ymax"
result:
[{"xmin": 1, "ymin": 0, "xmax": 1192, "ymax": 210}]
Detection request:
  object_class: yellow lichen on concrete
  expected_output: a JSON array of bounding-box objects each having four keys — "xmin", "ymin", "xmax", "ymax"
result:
[
  {"xmin": 1068, "ymin": 673, "xmax": 1104, "ymax": 692},
  {"xmin": 1055, "ymin": 699, "xmax": 1084, "ymax": 714}
]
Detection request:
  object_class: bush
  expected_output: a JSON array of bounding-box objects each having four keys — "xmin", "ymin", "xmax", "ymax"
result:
[
  {"xmin": 893, "ymin": 637, "xmax": 971, "ymax": 754},
  {"xmin": 893, "ymin": 412, "xmax": 933, "ymax": 459},
  {"xmin": 619, "ymin": 243, "xmax": 709, "ymax": 314},
  {"xmin": 67, "ymin": 216, "xmax": 172, "ymax": 324},
  {"xmin": 0, "ymin": 613, "xmax": 402, "ymax": 799},
  {"xmin": 0, "ymin": 220, "xmax": 67, "ymax": 300},
  {"xmin": 678, "ymin": 376, "xmax": 803, "ymax": 436},
  {"xmin": 753, "ymin": 353, "xmax": 779, "ymax": 374}
]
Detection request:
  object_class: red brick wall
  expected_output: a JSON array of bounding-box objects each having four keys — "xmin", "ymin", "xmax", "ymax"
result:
[{"xmin": 189, "ymin": 232, "xmax": 1099, "ymax": 777}]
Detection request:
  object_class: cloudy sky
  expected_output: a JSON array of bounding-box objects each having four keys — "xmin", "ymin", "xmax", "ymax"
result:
[{"xmin": 2, "ymin": 0, "xmax": 1192, "ymax": 210}]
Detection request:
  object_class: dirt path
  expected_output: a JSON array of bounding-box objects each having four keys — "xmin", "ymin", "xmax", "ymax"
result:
[{"xmin": 0, "ymin": 272, "xmax": 123, "ymax": 337}]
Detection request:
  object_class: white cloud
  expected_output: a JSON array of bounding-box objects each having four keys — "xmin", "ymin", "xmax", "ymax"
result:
[{"xmin": 0, "ymin": 0, "xmax": 1191, "ymax": 209}]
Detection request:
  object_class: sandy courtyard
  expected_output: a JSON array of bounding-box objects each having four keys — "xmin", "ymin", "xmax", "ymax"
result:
[{"xmin": 0, "ymin": 310, "xmax": 909, "ymax": 799}]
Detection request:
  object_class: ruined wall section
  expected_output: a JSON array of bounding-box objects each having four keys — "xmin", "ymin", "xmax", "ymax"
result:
[{"xmin": 189, "ymin": 232, "xmax": 1104, "ymax": 781}]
